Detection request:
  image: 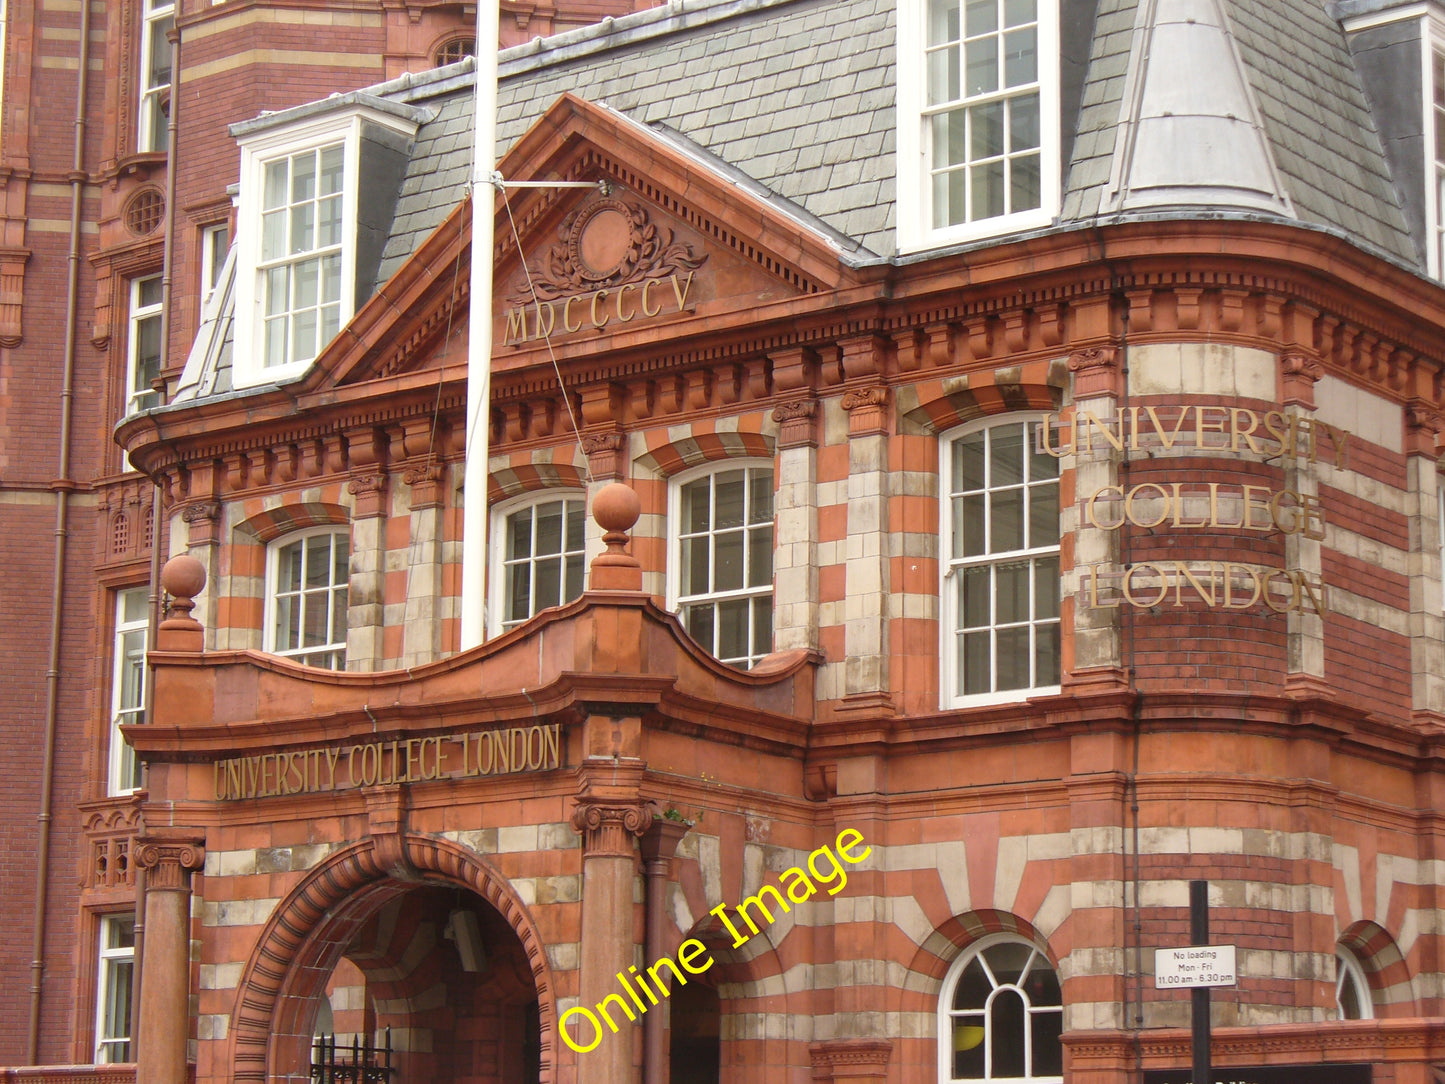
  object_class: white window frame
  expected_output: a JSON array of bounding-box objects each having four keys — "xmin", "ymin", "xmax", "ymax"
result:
[
  {"xmin": 94, "ymin": 913, "xmax": 136, "ymax": 1064},
  {"xmin": 940, "ymin": 415, "xmax": 1061, "ymax": 708},
  {"xmin": 666, "ymin": 460, "xmax": 775, "ymax": 669},
  {"xmin": 937, "ymin": 933, "xmax": 1063, "ymax": 1084},
  {"xmin": 1335, "ymin": 946, "xmax": 1374, "ymax": 1021},
  {"xmin": 200, "ymin": 222, "xmax": 231, "ymax": 305},
  {"xmin": 138, "ymin": 0, "xmax": 174, "ymax": 154},
  {"xmin": 109, "ymin": 587, "xmax": 148, "ymax": 796},
  {"xmin": 125, "ymin": 274, "xmax": 163, "ymax": 418},
  {"xmin": 896, "ymin": 0, "xmax": 1060, "ymax": 252},
  {"xmin": 265, "ymin": 527, "xmax": 350, "ymax": 669},
  {"xmin": 489, "ymin": 490, "xmax": 588, "ymax": 636},
  {"xmin": 233, "ymin": 109, "xmax": 403, "ymax": 389}
]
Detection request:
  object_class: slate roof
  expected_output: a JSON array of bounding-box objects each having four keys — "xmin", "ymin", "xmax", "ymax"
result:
[{"xmin": 176, "ymin": 0, "xmax": 1435, "ymax": 397}]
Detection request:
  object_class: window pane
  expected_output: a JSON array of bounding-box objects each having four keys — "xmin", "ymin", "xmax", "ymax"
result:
[
  {"xmin": 1035, "ymin": 622, "xmax": 1060, "ymax": 686},
  {"xmin": 292, "ymin": 151, "xmax": 316, "ymax": 203},
  {"xmin": 715, "ymin": 472, "xmax": 745, "ymax": 529},
  {"xmin": 331, "ymin": 589, "xmax": 348, "ymax": 652},
  {"xmin": 989, "ymin": 989, "xmax": 1027, "ymax": 1076},
  {"xmin": 955, "ymin": 431, "xmax": 986, "ymax": 491},
  {"xmin": 971, "ymin": 159, "xmax": 1005, "ymax": 220},
  {"xmin": 683, "ymin": 537, "xmax": 707, "ymax": 596},
  {"xmin": 928, "ymin": 46, "xmax": 959, "ymax": 105},
  {"xmin": 964, "ymin": 36, "xmax": 998, "ymax": 96},
  {"xmin": 962, "ymin": 630, "xmax": 990, "ymax": 694},
  {"xmin": 962, "ymin": 492, "xmax": 986, "ymax": 556},
  {"xmin": 333, "ymin": 537, "xmax": 349, "ymax": 582},
  {"xmin": 684, "ymin": 480, "xmax": 710, "ymax": 533},
  {"xmin": 752, "ymin": 596, "xmax": 772, "ymax": 657},
  {"xmin": 1029, "ymin": 485, "xmax": 1058, "ymax": 548},
  {"xmin": 1012, "ymin": 151, "xmax": 1042, "ymax": 212},
  {"xmin": 991, "ymin": 424, "xmax": 1024, "ymax": 485},
  {"xmin": 322, "ymin": 254, "xmax": 342, "ymax": 303},
  {"xmin": 1010, "ymin": 93, "xmax": 1040, "ymax": 152},
  {"xmin": 319, "ymin": 194, "xmax": 343, "ymax": 248},
  {"xmin": 303, "ymin": 595, "xmax": 328, "ymax": 646},
  {"xmin": 986, "ymin": 940, "xmax": 1034, "ymax": 984},
  {"xmin": 279, "ymin": 542, "xmax": 303, "ymax": 592},
  {"xmin": 291, "ymin": 202, "xmax": 315, "ymax": 254},
  {"xmin": 929, "ymin": 0, "xmax": 960, "ymax": 44},
  {"xmin": 934, "ymin": 167, "xmax": 968, "ymax": 229},
  {"xmin": 685, "ymin": 603, "xmax": 715, "ymax": 653},
  {"xmin": 292, "ymin": 309, "xmax": 317, "ymax": 362},
  {"xmin": 748, "ymin": 525, "xmax": 773, "ymax": 588},
  {"xmin": 961, "ymin": 566, "xmax": 991, "ymax": 628},
  {"xmin": 508, "ymin": 564, "xmax": 531, "ymax": 622},
  {"xmin": 1003, "ymin": 25, "xmax": 1037, "ymax": 86},
  {"xmin": 565, "ymin": 500, "xmax": 584, "ymax": 549},
  {"xmin": 717, "ymin": 598, "xmax": 749, "ymax": 661},
  {"xmin": 305, "ymin": 535, "xmax": 330, "ymax": 588},
  {"xmin": 121, "ymin": 587, "xmax": 149, "ymax": 624},
  {"xmin": 1027, "ymin": 418, "xmax": 1058, "ymax": 478},
  {"xmin": 535, "ymin": 556, "xmax": 561, "ymax": 610},
  {"xmin": 509, "ymin": 511, "xmax": 533, "ymax": 560},
  {"xmin": 951, "ymin": 1018, "xmax": 986, "ymax": 1079},
  {"xmin": 715, "ymin": 530, "xmax": 744, "ymax": 592},
  {"xmin": 964, "ymin": 0, "xmax": 997, "ymax": 36},
  {"xmin": 749, "ymin": 469, "xmax": 773, "ymax": 521},
  {"xmin": 273, "ymin": 595, "xmax": 296, "ymax": 651},
  {"xmin": 970, "ymin": 100, "xmax": 1004, "ymax": 160},
  {"xmin": 1034, "ymin": 556, "xmax": 1059, "ymax": 619},
  {"xmin": 264, "ymin": 160, "xmax": 287, "ymax": 209},
  {"xmin": 996, "ymin": 625, "xmax": 1030, "ymax": 689},
  {"xmin": 990, "ymin": 487, "xmax": 1023, "ymax": 551},
  {"xmin": 265, "ymin": 317, "xmax": 288, "ymax": 368},
  {"xmin": 1004, "ymin": 0, "xmax": 1034, "ymax": 26},
  {"xmin": 565, "ymin": 555, "xmax": 584, "ymax": 602},
  {"xmin": 320, "ymin": 144, "xmax": 345, "ymax": 194},
  {"xmin": 933, "ymin": 111, "xmax": 968, "ymax": 168},
  {"xmin": 953, "ymin": 958, "xmax": 992, "ymax": 1009},
  {"xmin": 996, "ymin": 560, "xmax": 1029, "ymax": 624},
  {"xmin": 537, "ymin": 504, "xmax": 564, "ymax": 553},
  {"xmin": 265, "ymin": 266, "xmax": 289, "ymax": 316},
  {"xmin": 1031, "ymin": 1009, "xmax": 1064, "ymax": 1074}
]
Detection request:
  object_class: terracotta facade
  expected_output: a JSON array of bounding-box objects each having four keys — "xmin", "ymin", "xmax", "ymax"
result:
[{"xmin": 10, "ymin": 1, "xmax": 1445, "ymax": 1082}]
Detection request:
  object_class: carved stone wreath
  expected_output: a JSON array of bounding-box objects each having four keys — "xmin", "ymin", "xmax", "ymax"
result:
[{"xmin": 509, "ymin": 194, "xmax": 706, "ymax": 304}]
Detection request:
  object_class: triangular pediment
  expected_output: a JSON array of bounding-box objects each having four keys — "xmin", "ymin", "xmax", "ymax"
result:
[{"xmin": 326, "ymin": 92, "xmax": 860, "ymax": 388}]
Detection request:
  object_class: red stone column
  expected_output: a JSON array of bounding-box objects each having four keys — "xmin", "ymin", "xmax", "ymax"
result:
[
  {"xmin": 572, "ymin": 758, "xmax": 648, "ymax": 1084},
  {"xmin": 134, "ymin": 831, "xmax": 205, "ymax": 1084},
  {"xmin": 639, "ymin": 818, "xmax": 689, "ymax": 1084}
]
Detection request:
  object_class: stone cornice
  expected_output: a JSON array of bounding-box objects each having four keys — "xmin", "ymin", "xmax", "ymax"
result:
[{"xmin": 121, "ymin": 219, "xmax": 1445, "ymax": 492}]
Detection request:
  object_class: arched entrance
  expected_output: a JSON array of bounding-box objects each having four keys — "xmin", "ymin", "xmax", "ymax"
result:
[{"xmin": 229, "ymin": 834, "xmax": 556, "ymax": 1084}]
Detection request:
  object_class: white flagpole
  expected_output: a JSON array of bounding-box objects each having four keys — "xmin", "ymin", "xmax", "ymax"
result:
[{"xmin": 460, "ymin": 0, "xmax": 500, "ymax": 650}]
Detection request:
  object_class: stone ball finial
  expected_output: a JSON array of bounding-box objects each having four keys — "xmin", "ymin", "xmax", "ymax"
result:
[
  {"xmin": 589, "ymin": 482, "xmax": 642, "ymax": 592},
  {"xmin": 158, "ymin": 553, "xmax": 206, "ymax": 651},
  {"xmin": 161, "ymin": 553, "xmax": 206, "ymax": 603},
  {"xmin": 593, "ymin": 481, "xmax": 641, "ymax": 535}
]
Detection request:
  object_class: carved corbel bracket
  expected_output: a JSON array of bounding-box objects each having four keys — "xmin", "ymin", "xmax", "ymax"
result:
[
  {"xmin": 1280, "ymin": 350, "xmax": 1325, "ymax": 409},
  {"xmin": 772, "ymin": 398, "xmax": 818, "ymax": 449},
  {"xmin": 1406, "ymin": 400, "xmax": 1444, "ymax": 456},
  {"xmin": 1067, "ymin": 345, "xmax": 1121, "ymax": 399},
  {"xmin": 402, "ymin": 463, "xmax": 445, "ymax": 510},
  {"xmin": 180, "ymin": 500, "xmax": 223, "ymax": 547},
  {"xmin": 347, "ymin": 473, "xmax": 389, "ymax": 519},
  {"xmin": 580, "ymin": 430, "xmax": 626, "ymax": 481},
  {"xmin": 841, "ymin": 385, "xmax": 889, "ymax": 437}
]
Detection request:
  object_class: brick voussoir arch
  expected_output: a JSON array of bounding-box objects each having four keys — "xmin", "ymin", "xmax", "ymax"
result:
[{"xmin": 230, "ymin": 833, "xmax": 557, "ymax": 1084}]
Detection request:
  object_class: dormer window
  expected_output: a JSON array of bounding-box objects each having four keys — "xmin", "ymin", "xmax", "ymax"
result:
[
  {"xmin": 897, "ymin": 0, "xmax": 1060, "ymax": 251},
  {"xmin": 229, "ymin": 97, "xmax": 426, "ymax": 389}
]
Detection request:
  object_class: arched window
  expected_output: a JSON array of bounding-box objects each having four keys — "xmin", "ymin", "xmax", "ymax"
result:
[
  {"xmin": 490, "ymin": 491, "xmax": 587, "ymax": 634},
  {"xmin": 266, "ymin": 528, "xmax": 349, "ymax": 669},
  {"xmin": 938, "ymin": 934, "xmax": 1063, "ymax": 1083},
  {"xmin": 941, "ymin": 416, "xmax": 1060, "ymax": 706},
  {"xmin": 433, "ymin": 35, "xmax": 477, "ymax": 67},
  {"xmin": 1335, "ymin": 946, "xmax": 1373, "ymax": 1020},
  {"xmin": 668, "ymin": 461, "xmax": 774, "ymax": 668}
]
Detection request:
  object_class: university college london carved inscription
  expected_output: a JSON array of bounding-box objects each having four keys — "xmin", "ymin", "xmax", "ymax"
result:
[
  {"xmin": 501, "ymin": 194, "xmax": 707, "ymax": 345},
  {"xmin": 212, "ymin": 723, "xmax": 561, "ymax": 801}
]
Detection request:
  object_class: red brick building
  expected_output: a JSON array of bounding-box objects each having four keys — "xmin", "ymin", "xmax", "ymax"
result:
[{"xmin": 11, "ymin": 0, "xmax": 1445, "ymax": 1083}]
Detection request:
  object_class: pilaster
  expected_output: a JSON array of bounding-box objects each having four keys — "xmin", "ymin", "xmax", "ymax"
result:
[
  {"xmin": 134, "ymin": 830, "xmax": 205, "ymax": 1084},
  {"xmin": 774, "ymin": 399, "xmax": 819, "ymax": 652},
  {"xmin": 840, "ymin": 384, "xmax": 892, "ymax": 711}
]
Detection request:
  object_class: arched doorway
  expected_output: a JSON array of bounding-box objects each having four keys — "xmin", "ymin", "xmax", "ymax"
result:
[{"xmin": 229, "ymin": 835, "xmax": 556, "ymax": 1084}]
